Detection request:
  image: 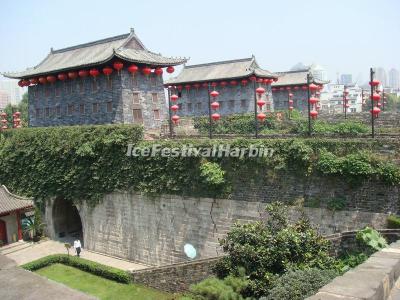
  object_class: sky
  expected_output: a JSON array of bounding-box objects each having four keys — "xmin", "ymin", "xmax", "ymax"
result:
[{"xmin": 0, "ymin": 0, "xmax": 399, "ymax": 84}]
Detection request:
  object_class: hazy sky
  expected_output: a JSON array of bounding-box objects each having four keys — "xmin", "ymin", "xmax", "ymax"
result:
[{"xmin": 1, "ymin": 0, "xmax": 399, "ymax": 83}]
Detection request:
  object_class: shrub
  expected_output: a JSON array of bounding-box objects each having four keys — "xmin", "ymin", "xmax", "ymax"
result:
[
  {"xmin": 387, "ymin": 215, "xmax": 400, "ymax": 229},
  {"xmin": 334, "ymin": 251, "xmax": 369, "ymax": 273},
  {"xmin": 266, "ymin": 268, "xmax": 338, "ymax": 300},
  {"xmin": 214, "ymin": 202, "xmax": 335, "ymax": 298},
  {"xmin": 22, "ymin": 254, "xmax": 131, "ymax": 283},
  {"xmin": 356, "ymin": 227, "xmax": 388, "ymax": 251}
]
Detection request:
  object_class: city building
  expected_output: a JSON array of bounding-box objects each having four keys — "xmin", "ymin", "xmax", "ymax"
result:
[
  {"xmin": 0, "ymin": 91, "xmax": 10, "ymax": 110},
  {"xmin": 0, "ymin": 79, "xmax": 25, "ymax": 105},
  {"xmin": 389, "ymin": 68, "xmax": 400, "ymax": 90},
  {"xmin": 2, "ymin": 29, "xmax": 187, "ymax": 128},
  {"xmin": 375, "ymin": 67, "xmax": 387, "ymax": 87},
  {"xmin": 340, "ymin": 74, "xmax": 353, "ymax": 85},
  {"xmin": 165, "ymin": 57, "xmax": 277, "ymax": 116},
  {"xmin": 320, "ymin": 83, "xmax": 363, "ymax": 114},
  {"xmin": 271, "ymin": 68, "xmax": 328, "ymax": 112}
]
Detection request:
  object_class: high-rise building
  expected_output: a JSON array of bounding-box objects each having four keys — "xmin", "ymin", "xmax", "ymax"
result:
[
  {"xmin": 375, "ymin": 68, "xmax": 387, "ymax": 87},
  {"xmin": 0, "ymin": 91, "xmax": 10, "ymax": 110},
  {"xmin": 389, "ymin": 68, "xmax": 400, "ymax": 90},
  {"xmin": 0, "ymin": 79, "xmax": 25, "ymax": 105},
  {"xmin": 340, "ymin": 74, "xmax": 352, "ymax": 85}
]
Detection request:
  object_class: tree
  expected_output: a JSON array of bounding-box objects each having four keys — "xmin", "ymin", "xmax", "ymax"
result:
[
  {"xmin": 385, "ymin": 93, "xmax": 400, "ymax": 112},
  {"xmin": 3, "ymin": 92, "xmax": 28, "ymax": 127}
]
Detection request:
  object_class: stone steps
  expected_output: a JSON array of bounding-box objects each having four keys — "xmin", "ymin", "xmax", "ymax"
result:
[{"xmin": 0, "ymin": 241, "xmax": 32, "ymax": 255}]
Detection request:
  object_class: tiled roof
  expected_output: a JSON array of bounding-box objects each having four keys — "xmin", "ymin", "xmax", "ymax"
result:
[
  {"xmin": 272, "ymin": 69, "xmax": 329, "ymax": 86},
  {"xmin": 165, "ymin": 56, "xmax": 277, "ymax": 84},
  {"xmin": 0, "ymin": 185, "xmax": 34, "ymax": 215},
  {"xmin": 3, "ymin": 29, "xmax": 187, "ymax": 79}
]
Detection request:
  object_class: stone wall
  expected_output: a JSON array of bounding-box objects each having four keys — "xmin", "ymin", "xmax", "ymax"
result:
[
  {"xmin": 130, "ymin": 257, "xmax": 220, "ymax": 292},
  {"xmin": 272, "ymin": 89, "xmax": 309, "ymax": 111},
  {"xmin": 73, "ymin": 187, "xmax": 395, "ymax": 266},
  {"xmin": 28, "ymin": 70, "xmax": 166, "ymax": 129},
  {"xmin": 177, "ymin": 83, "xmax": 273, "ymax": 117}
]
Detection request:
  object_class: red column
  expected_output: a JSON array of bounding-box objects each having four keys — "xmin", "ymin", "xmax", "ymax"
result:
[{"xmin": 16, "ymin": 211, "xmax": 22, "ymax": 241}]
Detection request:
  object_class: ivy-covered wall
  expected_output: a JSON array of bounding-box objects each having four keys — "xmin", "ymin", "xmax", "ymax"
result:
[{"xmin": 0, "ymin": 124, "xmax": 399, "ymax": 209}]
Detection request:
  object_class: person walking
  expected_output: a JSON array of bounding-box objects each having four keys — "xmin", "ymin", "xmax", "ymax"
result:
[{"xmin": 73, "ymin": 239, "xmax": 82, "ymax": 257}]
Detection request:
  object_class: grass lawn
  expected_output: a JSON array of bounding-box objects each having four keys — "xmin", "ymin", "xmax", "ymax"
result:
[{"xmin": 35, "ymin": 263, "xmax": 176, "ymax": 300}]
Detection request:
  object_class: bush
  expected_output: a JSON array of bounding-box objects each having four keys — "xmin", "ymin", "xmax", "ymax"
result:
[
  {"xmin": 266, "ymin": 268, "xmax": 338, "ymax": 300},
  {"xmin": 22, "ymin": 254, "xmax": 131, "ymax": 283},
  {"xmin": 334, "ymin": 251, "xmax": 369, "ymax": 273},
  {"xmin": 291, "ymin": 120, "xmax": 369, "ymax": 136},
  {"xmin": 356, "ymin": 227, "xmax": 388, "ymax": 251},
  {"xmin": 387, "ymin": 215, "xmax": 400, "ymax": 229},
  {"xmin": 214, "ymin": 202, "xmax": 335, "ymax": 298}
]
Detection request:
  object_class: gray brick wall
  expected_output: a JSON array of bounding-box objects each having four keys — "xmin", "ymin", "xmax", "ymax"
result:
[
  {"xmin": 272, "ymin": 89, "xmax": 310, "ymax": 111},
  {"xmin": 28, "ymin": 70, "xmax": 167, "ymax": 129}
]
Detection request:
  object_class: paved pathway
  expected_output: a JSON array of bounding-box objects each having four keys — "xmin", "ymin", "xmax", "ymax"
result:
[
  {"xmin": 0, "ymin": 254, "xmax": 96, "ymax": 300},
  {"xmin": 4, "ymin": 240, "xmax": 148, "ymax": 271}
]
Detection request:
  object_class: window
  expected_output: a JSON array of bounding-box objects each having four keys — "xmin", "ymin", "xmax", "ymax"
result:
[
  {"xmin": 229, "ymin": 100, "xmax": 235, "ymax": 109},
  {"xmin": 79, "ymin": 81, "xmax": 84, "ymax": 94},
  {"xmin": 151, "ymin": 76, "xmax": 157, "ymax": 87},
  {"xmin": 79, "ymin": 104, "xmax": 85, "ymax": 114},
  {"xmin": 67, "ymin": 104, "xmax": 74, "ymax": 115},
  {"xmin": 107, "ymin": 102, "xmax": 112, "ymax": 113},
  {"xmin": 92, "ymin": 103, "xmax": 99, "ymax": 113},
  {"xmin": 153, "ymin": 109, "xmax": 160, "ymax": 120},
  {"xmin": 178, "ymin": 103, "xmax": 183, "ymax": 110},
  {"xmin": 45, "ymin": 107, "xmax": 50, "ymax": 117},
  {"xmin": 45, "ymin": 87, "xmax": 50, "ymax": 97},
  {"xmin": 131, "ymin": 76, "xmax": 138, "ymax": 88},
  {"xmin": 241, "ymin": 99, "xmax": 247, "ymax": 108},
  {"xmin": 92, "ymin": 80, "xmax": 98, "ymax": 92},
  {"xmin": 133, "ymin": 93, "xmax": 140, "ymax": 104},
  {"xmin": 187, "ymin": 103, "xmax": 193, "ymax": 112},
  {"xmin": 152, "ymin": 93, "xmax": 158, "ymax": 103},
  {"xmin": 55, "ymin": 86, "xmax": 61, "ymax": 97},
  {"xmin": 106, "ymin": 79, "xmax": 112, "ymax": 90},
  {"xmin": 132, "ymin": 109, "xmax": 143, "ymax": 124},
  {"xmin": 196, "ymin": 103, "xmax": 202, "ymax": 110}
]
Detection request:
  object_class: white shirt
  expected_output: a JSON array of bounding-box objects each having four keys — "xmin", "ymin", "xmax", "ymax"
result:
[{"xmin": 74, "ymin": 240, "xmax": 82, "ymax": 249}]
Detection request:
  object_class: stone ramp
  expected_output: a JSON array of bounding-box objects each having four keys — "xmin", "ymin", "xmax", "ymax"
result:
[{"xmin": 0, "ymin": 254, "xmax": 96, "ymax": 300}]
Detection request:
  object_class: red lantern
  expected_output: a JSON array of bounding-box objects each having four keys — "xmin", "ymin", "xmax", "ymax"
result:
[
  {"xmin": 257, "ymin": 99, "xmax": 266, "ymax": 109},
  {"xmin": 230, "ymin": 80, "xmax": 238, "ymax": 86},
  {"xmin": 29, "ymin": 78, "xmax": 38, "ymax": 85},
  {"xmin": 1, "ymin": 119, "xmax": 7, "ymax": 124},
  {"xmin": 78, "ymin": 70, "xmax": 89, "ymax": 78},
  {"xmin": 18, "ymin": 80, "xmax": 24, "ymax": 87},
  {"xmin": 257, "ymin": 78, "xmax": 263, "ymax": 83},
  {"xmin": 170, "ymin": 94, "xmax": 179, "ymax": 102},
  {"xmin": 154, "ymin": 67, "xmax": 163, "ymax": 76},
  {"xmin": 371, "ymin": 93, "xmax": 381, "ymax": 101},
  {"xmin": 345, "ymin": 104, "xmax": 350, "ymax": 108},
  {"xmin": 172, "ymin": 115, "xmax": 180, "ymax": 124},
  {"xmin": 289, "ymin": 93, "xmax": 293, "ymax": 98},
  {"xmin": 212, "ymin": 113, "xmax": 220, "ymax": 121},
  {"xmin": 344, "ymin": 89, "xmax": 349, "ymax": 95},
  {"xmin": 309, "ymin": 83, "xmax": 319, "ymax": 91},
  {"xmin": 89, "ymin": 68, "xmax": 100, "ymax": 78},
  {"xmin": 256, "ymin": 87, "xmax": 265, "ymax": 95},
  {"xmin": 289, "ymin": 99, "xmax": 294, "ymax": 105},
  {"xmin": 176, "ymin": 85, "xmax": 183, "ymax": 91},
  {"xmin": 23, "ymin": 79, "xmax": 31, "ymax": 86},
  {"xmin": 310, "ymin": 110, "xmax": 318, "ymax": 119},
  {"xmin": 68, "ymin": 71, "xmax": 78, "ymax": 79},
  {"xmin": 113, "ymin": 61, "xmax": 124, "ymax": 72},
  {"xmin": 171, "ymin": 104, "xmax": 179, "ymax": 112},
  {"xmin": 14, "ymin": 111, "xmax": 21, "ymax": 117},
  {"xmin": 57, "ymin": 73, "xmax": 67, "ymax": 81},
  {"xmin": 370, "ymin": 107, "xmax": 381, "ymax": 118},
  {"xmin": 249, "ymin": 76, "xmax": 256, "ymax": 82},
  {"xmin": 302, "ymin": 85, "xmax": 308, "ymax": 90},
  {"xmin": 211, "ymin": 101, "xmax": 220, "ymax": 110},
  {"xmin": 220, "ymin": 81, "xmax": 227, "ymax": 88},
  {"xmin": 103, "ymin": 67, "xmax": 113, "ymax": 77},
  {"xmin": 202, "ymin": 83, "xmax": 208, "ymax": 88},
  {"xmin": 377, "ymin": 102, "xmax": 382, "ymax": 107},
  {"xmin": 46, "ymin": 75, "xmax": 56, "ymax": 84},
  {"xmin": 142, "ymin": 66, "xmax": 152, "ymax": 76},
  {"xmin": 210, "ymin": 90, "xmax": 219, "ymax": 98},
  {"xmin": 38, "ymin": 77, "xmax": 47, "ymax": 84},
  {"xmin": 257, "ymin": 113, "xmax": 266, "ymax": 122},
  {"xmin": 211, "ymin": 82, "xmax": 218, "ymax": 88},
  {"xmin": 369, "ymin": 80, "xmax": 380, "ymax": 86},
  {"xmin": 128, "ymin": 64, "xmax": 139, "ymax": 75},
  {"xmin": 279, "ymin": 87, "xmax": 285, "ymax": 91},
  {"xmin": 286, "ymin": 87, "xmax": 291, "ymax": 91},
  {"xmin": 241, "ymin": 79, "xmax": 248, "ymax": 86},
  {"xmin": 263, "ymin": 79, "xmax": 270, "ymax": 85},
  {"xmin": 194, "ymin": 83, "xmax": 201, "ymax": 90},
  {"xmin": 185, "ymin": 84, "xmax": 191, "ymax": 91},
  {"xmin": 309, "ymin": 97, "xmax": 318, "ymax": 105},
  {"xmin": 294, "ymin": 86, "xmax": 299, "ymax": 90},
  {"xmin": 166, "ymin": 66, "xmax": 175, "ymax": 74},
  {"xmin": 271, "ymin": 88, "xmax": 277, "ymax": 92},
  {"xmin": 289, "ymin": 106, "xmax": 294, "ymax": 111}
]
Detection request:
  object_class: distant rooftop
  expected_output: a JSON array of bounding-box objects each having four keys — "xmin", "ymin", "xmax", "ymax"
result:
[
  {"xmin": 272, "ymin": 69, "xmax": 329, "ymax": 86},
  {"xmin": 0, "ymin": 185, "xmax": 34, "ymax": 215},
  {"xmin": 3, "ymin": 28, "xmax": 188, "ymax": 79}
]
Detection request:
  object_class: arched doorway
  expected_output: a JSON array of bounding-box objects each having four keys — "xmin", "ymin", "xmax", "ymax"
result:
[
  {"xmin": 0, "ymin": 220, "xmax": 7, "ymax": 245},
  {"xmin": 52, "ymin": 198, "xmax": 83, "ymax": 244}
]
